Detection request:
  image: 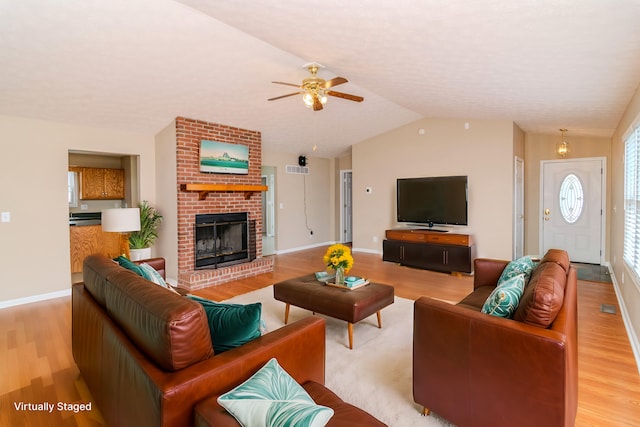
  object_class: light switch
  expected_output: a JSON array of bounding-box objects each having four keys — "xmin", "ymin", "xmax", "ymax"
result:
[{"xmin": 1, "ymin": 212, "xmax": 10, "ymax": 223}]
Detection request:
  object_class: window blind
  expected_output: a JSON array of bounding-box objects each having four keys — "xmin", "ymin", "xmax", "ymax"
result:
[{"xmin": 624, "ymin": 126, "xmax": 640, "ymax": 276}]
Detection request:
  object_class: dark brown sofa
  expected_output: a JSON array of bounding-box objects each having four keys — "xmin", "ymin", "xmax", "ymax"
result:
[
  {"xmin": 413, "ymin": 249, "xmax": 578, "ymax": 427},
  {"xmin": 72, "ymin": 254, "xmax": 384, "ymax": 427}
]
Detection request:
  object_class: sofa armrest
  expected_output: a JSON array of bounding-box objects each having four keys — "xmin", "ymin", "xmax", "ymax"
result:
[
  {"xmin": 473, "ymin": 258, "xmax": 508, "ymax": 289},
  {"xmin": 152, "ymin": 316, "xmax": 326, "ymax": 427},
  {"xmin": 414, "ymin": 296, "xmax": 571, "ymax": 426}
]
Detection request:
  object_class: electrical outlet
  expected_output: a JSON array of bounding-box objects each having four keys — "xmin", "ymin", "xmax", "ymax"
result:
[
  {"xmin": 373, "ymin": 236, "xmax": 378, "ymax": 243},
  {"xmin": 1, "ymin": 212, "xmax": 10, "ymax": 223}
]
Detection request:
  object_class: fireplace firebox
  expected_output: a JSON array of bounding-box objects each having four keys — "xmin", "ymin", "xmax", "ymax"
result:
[{"xmin": 194, "ymin": 212, "xmax": 255, "ymax": 269}]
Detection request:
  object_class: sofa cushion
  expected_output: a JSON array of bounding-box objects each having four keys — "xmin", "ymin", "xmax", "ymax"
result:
[
  {"xmin": 513, "ymin": 261, "xmax": 566, "ymax": 327},
  {"xmin": 457, "ymin": 285, "xmax": 494, "ymax": 311},
  {"xmin": 540, "ymin": 249, "xmax": 570, "ymax": 272},
  {"xmin": 188, "ymin": 295, "xmax": 262, "ymax": 354},
  {"xmin": 83, "ymin": 254, "xmax": 122, "ymax": 307},
  {"xmin": 105, "ymin": 270, "xmax": 214, "ymax": 371},
  {"xmin": 217, "ymin": 358, "xmax": 334, "ymax": 427},
  {"xmin": 497, "ymin": 256, "xmax": 536, "ymax": 285},
  {"xmin": 481, "ymin": 274, "xmax": 525, "ymax": 318}
]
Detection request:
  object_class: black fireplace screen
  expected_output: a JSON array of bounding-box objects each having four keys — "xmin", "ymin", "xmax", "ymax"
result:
[{"xmin": 194, "ymin": 212, "xmax": 255, "ymax": 269}]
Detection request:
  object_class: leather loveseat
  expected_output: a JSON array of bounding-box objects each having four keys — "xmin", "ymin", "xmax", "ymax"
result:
[
  {"xmin": 72, "ymin": 254, "xmax": 385, "ymax": 427},
  {"xmin": 413, "ymin": 249, "xmax": 578, "ymax": 427}
]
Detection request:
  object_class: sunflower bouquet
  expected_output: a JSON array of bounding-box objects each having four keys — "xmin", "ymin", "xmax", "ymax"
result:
[{"xmin": 323, "ymin": 244, "xmax": 354, "ymax": 284}]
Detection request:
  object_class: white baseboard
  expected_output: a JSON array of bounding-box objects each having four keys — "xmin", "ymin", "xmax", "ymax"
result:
[
  {"xmin": 0, "ymin": 289, "xmax": 71, "ymax": 309},
  {"xmin": 606, "ymin": 262, "xmax": 640, "ymax": 374},
  {"xmin": 352, "ymin": 247, "xmax": 382, "ymax": 255},
  {"xmin": 275, "ymin": 241, "xmax": 336, "ymax": 255}
]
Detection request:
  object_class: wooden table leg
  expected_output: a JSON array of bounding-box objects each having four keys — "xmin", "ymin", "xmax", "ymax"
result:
[
  {"xmin": 377, "ymin": 311, "xmax": 382, "ymax": 328},
  {"xmin": 348, "ymin": 322, "xmax": 354, "ymax": 349},
  {"xmin": 284, "ymin": 303, "xmax": 290, "ymax": 324}
]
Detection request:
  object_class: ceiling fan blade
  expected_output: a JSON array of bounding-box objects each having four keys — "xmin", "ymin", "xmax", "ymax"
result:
[
  {"xmin": 272, "ymin": 81, "xmax": 301, "ymax": 88},
  {"xmin": 313, "ymin": 96, "xmax": 323, "ymax": 111},
  {"xmin": 268, "ymin": 92, "xmax": 303, "ymax": 101},
  {"xmin": 326, "ymin": 90, "xmax": 364, "ymax": 102},
  {"xmin": 323, "ymin": 77, "xmax": 348, "ymax": 88}
]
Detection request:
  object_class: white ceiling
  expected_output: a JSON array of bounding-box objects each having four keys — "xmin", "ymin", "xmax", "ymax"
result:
[{"xmin": 2, "ymin": 0, "xmax": 640, "ymax": 157}]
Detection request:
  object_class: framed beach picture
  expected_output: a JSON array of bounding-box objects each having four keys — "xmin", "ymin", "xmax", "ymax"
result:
[{"xmin": 199, "ymin": 140, "xmax": 249, "ymax": 174}]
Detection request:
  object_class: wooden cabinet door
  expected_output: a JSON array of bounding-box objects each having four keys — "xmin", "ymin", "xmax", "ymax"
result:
[
  {"xmin": 103, "ymin": 168, "xmax": 125, "ymax": 199},
  {"xmin": 382, "ymin": 240, "xmax": 403, "ymax": 263},
  {"xmin": 80, "ymin": 168, "xmax": 125, "ymax": 200},
  {"xmin": 70, "ymin": 225, "xmax": 122, "ymax": 273},
  {"xmin": 80, "ymin": 168, "xmax": 105, "ymax": 199},
  {"xmin": 444, "ymin": 245, "xmax": 472, "ymax": 273}
]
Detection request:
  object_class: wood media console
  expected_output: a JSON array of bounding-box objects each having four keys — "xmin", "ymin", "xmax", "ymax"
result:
[{"xmin": 382, "ymin": 229, "xmax": 476, "ymax": 275}]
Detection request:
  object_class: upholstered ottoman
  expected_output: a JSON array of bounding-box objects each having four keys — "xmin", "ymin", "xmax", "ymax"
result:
[
  {"xmin": 194, "ymin": 382, "xmax": 387, "ymax": 427},
  {"xmin": 273, "ymin": 273, "xmax": 395, "ymax": 349}
]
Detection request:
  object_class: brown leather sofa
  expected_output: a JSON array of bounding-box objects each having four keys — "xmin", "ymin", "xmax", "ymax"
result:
[
  {"xmin": 413, "ymin": 249, "xmax": 578, "ymax": 427},
  {"xmin": 72, "ymin": 254, "xmax": 385, "ymax": 427}
]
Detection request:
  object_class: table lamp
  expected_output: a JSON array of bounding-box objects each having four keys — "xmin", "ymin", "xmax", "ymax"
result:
[{"xmin": 102, "ymin": 208, "xmax": 141, "ymax": 259}]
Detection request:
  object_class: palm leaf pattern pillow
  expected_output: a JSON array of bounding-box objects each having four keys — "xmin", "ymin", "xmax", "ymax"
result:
[
  {"xmin": 498, "ymin": 256, "xmax": 536, "ymax": 285},
  {"xmin": 481, "ymin": 274, "xmax": 525, "ymax": 318},
  {"xmin": 218, "ymin": 358, "xmax": 334, "ymax": 427}
]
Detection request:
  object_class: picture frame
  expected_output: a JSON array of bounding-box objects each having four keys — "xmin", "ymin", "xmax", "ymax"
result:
[{"xmin": 199, "ymin": 140, "xmax": 249, "ymax": 174}]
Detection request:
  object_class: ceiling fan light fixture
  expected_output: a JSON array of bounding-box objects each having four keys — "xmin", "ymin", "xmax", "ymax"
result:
[{"xmin": 302, "ymin": 92, "xmax": 314, "ymax": 107}]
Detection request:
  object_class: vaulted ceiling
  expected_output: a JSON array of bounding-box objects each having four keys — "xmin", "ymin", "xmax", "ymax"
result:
[{"xmin": 2, "ymin": 0, "xmax": 640, "ymax": 157}]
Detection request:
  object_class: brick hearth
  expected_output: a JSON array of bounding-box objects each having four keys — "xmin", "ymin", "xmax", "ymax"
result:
[{"xmin": 175, "ymin": 116, "xmax": 273, "ymax": 289}]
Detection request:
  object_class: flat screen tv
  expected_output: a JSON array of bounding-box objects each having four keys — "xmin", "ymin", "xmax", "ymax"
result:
[{"xmin": 397, "ymin": 176, "xmax": 468, "ymax": 226}]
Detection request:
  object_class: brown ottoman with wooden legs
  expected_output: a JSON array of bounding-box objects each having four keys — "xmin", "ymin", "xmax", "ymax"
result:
[{"xmin": 273, "ymin": 273, "xmax": 395, "ymax": 349}]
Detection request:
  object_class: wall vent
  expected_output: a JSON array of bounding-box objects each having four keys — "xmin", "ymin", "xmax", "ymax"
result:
[{"xmin": 286, "ymin": 165, "xmax": 309, "ymax": 175}]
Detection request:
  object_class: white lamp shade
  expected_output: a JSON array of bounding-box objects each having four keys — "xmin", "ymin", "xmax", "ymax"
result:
[{"xmin": 101, "ymin": 208, "xmax": 141, "ymax": 232}]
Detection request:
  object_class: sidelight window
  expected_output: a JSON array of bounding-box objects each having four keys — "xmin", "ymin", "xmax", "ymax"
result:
[{"xmin": 624, "ymin": 124, "xmax": 640, "ymax": 277}]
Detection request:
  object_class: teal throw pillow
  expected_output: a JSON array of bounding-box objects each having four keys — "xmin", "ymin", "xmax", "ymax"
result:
[
  {"xmin": 482, "ymin": 274, "xmax": 525, "ymax": 318},
  {"xmin": 187, "ymin": 295, "xmax": 262, "ymax": 353},
  {"xmin": 116, "ymin": 256, "xmax": 146, "ymax": 277},
  {"xmin": 218, "ymin": 358, "xmax": 334, "ymax": 427},
  {"xmin": 137, "ymin": 263, "xmax": 180, "ymax": 294},
  {"xmin": 498, "ymin": 256, "xmax": 536, "ymax": 285}
]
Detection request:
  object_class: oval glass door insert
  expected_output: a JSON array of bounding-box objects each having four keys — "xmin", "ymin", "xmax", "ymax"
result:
[{"xmin": 559, "ymin": 173, "xmax": 584, "ymax": 224}]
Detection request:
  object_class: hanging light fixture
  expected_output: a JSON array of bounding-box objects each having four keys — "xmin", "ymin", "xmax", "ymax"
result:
[{"xmin": 557, "ymin": 128, "xmax": 570, "ymax": 158}]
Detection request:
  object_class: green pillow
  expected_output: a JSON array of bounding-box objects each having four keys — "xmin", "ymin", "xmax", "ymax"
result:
[
  {"xmin": 498, "ymin": 256, "xmax": 536, "ymax": 285},
  {"xmin": 218, "ymin": 358, "xmax": 334, "ymax": 427},
  {"xmin": 187, "ymin": 295, "xmax": 262, "ymax": 353},
  {"xmin": 116, "ymin": 256, "xmax": 146, "ymax": 277},
  {"xmin": 482, "ymin": 274, "xmax": 525, "ymax": 318}
]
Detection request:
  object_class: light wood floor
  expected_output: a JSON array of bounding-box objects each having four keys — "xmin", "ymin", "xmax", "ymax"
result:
[{"xmin": 1, "ymin": 246, "xmax": 639, "ymax": 426}]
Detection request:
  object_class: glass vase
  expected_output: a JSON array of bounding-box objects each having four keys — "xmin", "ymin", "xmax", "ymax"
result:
[{"xmin": 335, "ymin": 266, "xmax": 345, "ymax": 285}]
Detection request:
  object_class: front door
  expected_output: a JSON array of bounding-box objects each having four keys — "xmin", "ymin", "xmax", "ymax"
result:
[{"xmin": 540, "ymin": 158, "xmax": 605, "ymax": 264}]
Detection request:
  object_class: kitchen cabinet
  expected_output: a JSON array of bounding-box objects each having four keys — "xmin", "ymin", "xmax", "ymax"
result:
[
  {"xmin": 70, "ymin": 225, "xmax": 121, "ymax": 273},
  {"xmin": 80, "ymin": 167, "xmax": 125, "ymax": 200}
]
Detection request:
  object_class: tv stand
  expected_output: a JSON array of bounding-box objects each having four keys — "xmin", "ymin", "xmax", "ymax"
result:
[{"xmin": 382, "ymin": 229, "xmax": 475, "ymax": 274}]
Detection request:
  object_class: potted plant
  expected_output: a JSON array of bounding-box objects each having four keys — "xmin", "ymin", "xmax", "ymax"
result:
[{"xmin": 129, "ymin": 201, "xmax": 163, "ymax": 261}]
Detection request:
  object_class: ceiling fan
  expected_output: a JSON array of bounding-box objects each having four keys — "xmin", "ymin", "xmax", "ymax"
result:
[{"xmin": 268, "ymin": 63, "xmax": 364, "ymax": 111}]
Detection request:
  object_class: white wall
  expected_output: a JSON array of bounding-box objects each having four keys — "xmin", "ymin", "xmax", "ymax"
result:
[
  {"xmin": 610, "ymin": 83, "xmax": 640, "ymax": 360},
  {"xmin": 352, "ymin": 118, "xmax": 517, "ymax": 259},
  {"xmin": 262, "ymin": 151, "xmax": 335, "ymax": 252},
  {"xmin": 0, "ymin": 115, "xmax": 156, "ymax": 304},
  {"xmin": 154, "ymin": 120, "xmax": 178, "ymax": 281}
]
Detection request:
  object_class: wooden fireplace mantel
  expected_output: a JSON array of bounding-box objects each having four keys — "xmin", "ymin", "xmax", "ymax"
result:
[{"xmin": 180, "ymin": 183, "xmax": 268, "ymax": 201}]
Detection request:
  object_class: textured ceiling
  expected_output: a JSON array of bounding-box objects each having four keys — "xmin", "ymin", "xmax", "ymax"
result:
[{"xmin": 2, "ymin": 0, "xmax": 640, "ymax": 157}]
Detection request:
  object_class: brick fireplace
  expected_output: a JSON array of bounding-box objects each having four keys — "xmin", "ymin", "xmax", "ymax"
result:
[{"xmin": 175, "ymin": 117, "xmax": 273, "ymax": 290}]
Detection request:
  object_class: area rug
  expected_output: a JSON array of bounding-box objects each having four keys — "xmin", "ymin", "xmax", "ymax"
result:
[{"xmin": 224, "ymin": 286, "xmax": 454, "ymax": 427}]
